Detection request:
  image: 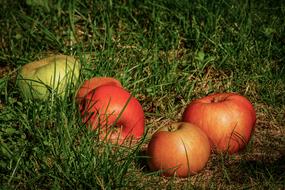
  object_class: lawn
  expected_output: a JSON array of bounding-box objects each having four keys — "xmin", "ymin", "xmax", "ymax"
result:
[{"xmin": 0, "ymin": 0, "xmax": 284, "ymax": 189}]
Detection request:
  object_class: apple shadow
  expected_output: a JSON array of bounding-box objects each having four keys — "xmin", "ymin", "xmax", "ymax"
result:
[
  {"xmin": 240, "ymin": 154, "xmax": 285, "ymax": 177},
  {"xmin": 219, "ymin": 153, "xmax": 285, "ymax": 185},
  {"xmin": 136, "ymin": 149, "xmax": 152, "ymax": 173}
]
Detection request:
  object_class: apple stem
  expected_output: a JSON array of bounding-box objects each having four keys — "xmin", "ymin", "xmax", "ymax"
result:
[
  {"xmin": 211, "ymin": 96, "xmax": 225, "ymax": 103},
  {"xmin": 168, "ymin": 125, "xmax": 175, "ymax": 132},
  {"xmin": 168, "ymin": 124, "xmax": 180, "ymax": 132}
]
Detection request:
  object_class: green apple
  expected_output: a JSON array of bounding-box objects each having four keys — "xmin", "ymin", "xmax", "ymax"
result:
[{"xmin": 17, "ymin": 54, "xmax": 80, "ymax": 100}]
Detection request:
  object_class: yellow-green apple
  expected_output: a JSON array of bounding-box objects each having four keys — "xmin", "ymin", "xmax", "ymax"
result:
[{"xmin": 17, "ymin": 54, "xmax": 80, "ymax": 100}]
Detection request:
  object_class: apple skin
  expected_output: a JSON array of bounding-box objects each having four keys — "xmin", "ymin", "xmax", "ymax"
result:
[
  {"xmin": 76, "ymin": 77, "xmax": 122, "ymax": 104},
  {"xmin": 17, "ymin": 55, "xmax": 80, "ymax": 100},
  {"xmin": 182, "ymin": 93, "xmax": 256, "ymax": 154},
  {"xmin": 147, "ymin": 122, "xmax": 211, "ymax": 177},
  {"xmin": 79, "ymin": 85, "xmax": 145, "ymax": 144}
]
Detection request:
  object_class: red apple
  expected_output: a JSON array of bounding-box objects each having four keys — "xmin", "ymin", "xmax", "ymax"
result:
[
  {"xmin": 147, "ymin": 122, "xmax": 211, "ymax": 177},
  {"xmin": 79, "ymin": 85, "xmax": 144, "ymax": 144},
  {"xmin": 76, "ymin": 77, "xmax": 122, "ymax": 103},
  {"xmin": 182, "ymin": 93, "xmax": 256, "ymax": 154}
]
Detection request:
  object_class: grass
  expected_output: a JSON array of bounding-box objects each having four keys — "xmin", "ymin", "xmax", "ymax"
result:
[{"xmin": 0, "ymin": 0, "xmax": 284, "ymax": 189}]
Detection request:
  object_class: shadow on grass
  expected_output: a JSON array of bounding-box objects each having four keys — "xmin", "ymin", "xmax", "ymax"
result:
[
  {"xmin": 240, "ymin": 154, "xmax": 285, "ymax": 177},
  {"xmin": 136, "ymin": 149, "xmax": 152, "ymax": 173},
  {"xmin": 222, "ymin": 153, "xmax": 285, "ymax": 187}
]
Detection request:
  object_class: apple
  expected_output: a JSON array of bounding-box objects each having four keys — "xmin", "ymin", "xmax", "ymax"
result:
[
  {"xmin": 17, "ymin": 54, "xmax": 80, "ymax": 100},
  {"xmin": 182, "ymin": 93, "xmax": 256, "ymax": 154},
  {"xmin": 79, "ymin": 85, "xmax": 145, "ymax": 144},
  {"xmin": 76, "ymin": 77, "xmax": 122, "ymax": 104},
  {"xmin": 147, "ymin": 122, "xmax": 211, "ymax": 177}
]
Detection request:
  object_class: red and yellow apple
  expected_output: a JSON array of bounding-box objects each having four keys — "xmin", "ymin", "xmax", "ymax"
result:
[
  {"xmin": 182, "ymin": 93, "xmax": 256, "ymax": 154},
  {"xmin": 147, "ymin": 122, "xmax": 211, "ymax": 177},
  {"xmin": 17, "ymin": 55, "xmax": 80, "ymax": 100},
  {"xmin": 79, "ymin": 85, "xmax": 145, "ymax": 144}
]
